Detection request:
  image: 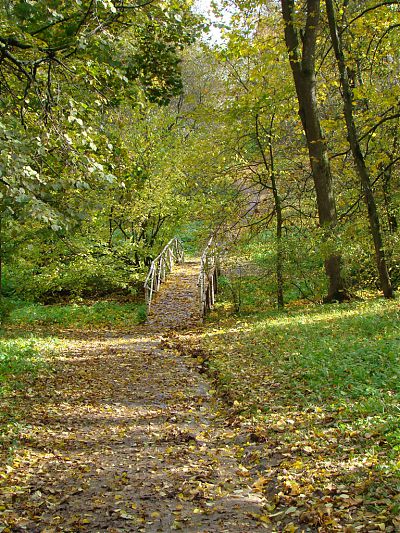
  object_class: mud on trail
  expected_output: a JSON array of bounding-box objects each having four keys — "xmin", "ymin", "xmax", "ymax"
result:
[{"xmin": 0, "ymin": 262, "xmax": 269, "ymax": 532}]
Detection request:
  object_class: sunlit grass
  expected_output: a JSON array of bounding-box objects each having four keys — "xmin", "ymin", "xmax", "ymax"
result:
[
  {"xmin": 205, "ymin": 297, "xmax": 399, "ymax": 412},
  {"xmin": 194, "ymin": 292, "xmax": 400, "ymax": 526},
  {"xmin": 0, "ymin": 332, "xmax": 63, "ymax": 457}
]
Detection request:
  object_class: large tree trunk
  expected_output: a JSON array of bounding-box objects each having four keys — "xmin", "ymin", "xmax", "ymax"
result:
[
  {"xmin": 281, "ymin": 0, "xmax": 348, "ymax": 302},
  {"xmin": 325, "ymin": 0, "xmax": 394, "ymax": 299}
]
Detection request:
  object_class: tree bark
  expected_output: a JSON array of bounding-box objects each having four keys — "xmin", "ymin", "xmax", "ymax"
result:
[
  {"xmin": 325, "ymin": 0, "xmax": 394, "ymax": 299},
  {"xmin": 280, "ymin": 0, "xmax": 348, "ymax": 302}
]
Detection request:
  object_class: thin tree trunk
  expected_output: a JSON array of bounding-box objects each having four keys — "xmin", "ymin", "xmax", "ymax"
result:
[
  {"xmin": 325, "ymin": 0, "xmax": 394, "ymax": 299},
  {"xmin": 274, "ymin": 181, "xmax": 284, "ymax": 309},
  {"xmin": 0, "ymin": 214, "xmax": 2, "ymax": 300},
  {"xmin": 281, "ymin": 0, "xmax": 348, "ymax": 302},
  {"xmin": 382, "ymin": 135, "xmax": 398, "ymax": 234},
  {"xmin": 255, "ymin": 113, "xmax": 285, "ymax": 308},
  {"xmin": 268, "ymin": 123, "xmax": 284, "ymax": 309}
]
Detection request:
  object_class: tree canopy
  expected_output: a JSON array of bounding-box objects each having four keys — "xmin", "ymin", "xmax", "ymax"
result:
[{"xmin": 0, "ymin": 0, "xmax": 399, "ymax": 303}]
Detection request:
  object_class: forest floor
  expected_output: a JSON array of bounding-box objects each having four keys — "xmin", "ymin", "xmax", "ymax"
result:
[
  {"xmin": 0, "ymin": 328, "xmax": 272, "ymax": 532},
  {"xmin": 1, "ymin": 261, "xmax": 399, "ymax": 532},
  {"xmin": 0, "ymin": 261, "xmax": 270, "ymax": 532}
]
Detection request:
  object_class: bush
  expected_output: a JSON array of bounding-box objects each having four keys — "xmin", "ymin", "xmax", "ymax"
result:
[{"xmin": 7, "ymin": 254, "xmax": 143, "ymax": 302}]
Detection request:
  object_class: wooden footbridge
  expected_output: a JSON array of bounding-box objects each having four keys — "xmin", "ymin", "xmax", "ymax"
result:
[{"xmin": 144, "ymin": 237, "xmax": 219, "ymax": 329}]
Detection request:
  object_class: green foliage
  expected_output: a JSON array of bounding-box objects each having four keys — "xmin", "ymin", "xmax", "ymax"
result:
[
  {"xmin": 7, "ymin": 254, "xmax": 141, "ymax": 302},
  {"xmin": 0, "ymin": 0, "xmax": 398, "ymax": 306},
  {"xmin": 0, "ymin": 0, "xmax": 200, "ymax": 229},
  {"xmin": 179, "ymin": 221, "xmax": 208, "ymax": 256},
  {"xmin": 216, "ymin": 229, "xmax": 328, "ymax": 311}
]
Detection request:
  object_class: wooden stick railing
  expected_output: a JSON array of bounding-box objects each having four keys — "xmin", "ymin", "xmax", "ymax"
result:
[
  {"xmin": 144, "ymin": 237, "xmax": 184, "ymax": 311},
  {"xmin": 198, "ymin": 237, "xmax": 219, "ymax": 316}
]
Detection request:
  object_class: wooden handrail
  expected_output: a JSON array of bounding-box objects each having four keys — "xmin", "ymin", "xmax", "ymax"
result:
[
  {"xmin": 144, "ymin": 237, "xmax": 184, "ymax": 311},
  {"xmin": 198, "ymin": 237, "xmax": 219, "ymax": 316}
]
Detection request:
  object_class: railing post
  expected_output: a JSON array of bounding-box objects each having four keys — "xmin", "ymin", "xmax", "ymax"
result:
[
  {"xmin": 169, "ymin": 248, "xmax": 173, "ymax": 271},
  {"xmin": 144, "ymin": 237, "xmax": 185, "ymax": 312}
]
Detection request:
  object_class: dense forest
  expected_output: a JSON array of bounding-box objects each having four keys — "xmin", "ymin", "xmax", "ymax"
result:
[
  {"xmin": 0, "ymin": 1, "xmax": 399, "ymax": 532},
  {"xmin": 0, "ymin": 0, "xmax": 398, "ymax": 305}
]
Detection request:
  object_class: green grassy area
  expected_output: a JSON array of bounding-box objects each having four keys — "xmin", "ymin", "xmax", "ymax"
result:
[
  {"xmin": 4, "ymin": 299, "xmax": 147, "ymax": 330},
  {"xmin": 205, "ymin": 298, "xmax": 399, "ymax": 422},
  {"xmin": 193, "ymin": 292, "xmax": 400, "ymax": 529},
  {"xmin": 0, "ymin": 334, "xmax": 57, "ymax": 392},
  {"xmin": 0, "ymin": 332, "xmax": 62, "ymax": 458}
]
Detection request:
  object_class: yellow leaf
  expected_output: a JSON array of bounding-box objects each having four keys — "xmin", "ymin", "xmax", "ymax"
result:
[
  {"xmin": 253, "ymin": 476, "xmax": 268, "ymax": 492},
  {"xmin": 283, "ymin": 523, "xmax": 298, "ymax": 533}
]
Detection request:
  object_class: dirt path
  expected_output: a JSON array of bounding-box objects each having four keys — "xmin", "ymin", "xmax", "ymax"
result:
[{"xmin": 0, "ymin": 262, "xmax": 270, "ymax": 532}]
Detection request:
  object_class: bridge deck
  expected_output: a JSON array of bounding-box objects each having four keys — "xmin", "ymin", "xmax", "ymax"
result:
[{"xmin": 146, "ymin": 258, "xmax": 202, "ymax": 329}]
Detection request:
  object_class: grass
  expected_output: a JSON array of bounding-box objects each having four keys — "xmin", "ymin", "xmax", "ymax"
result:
[
  {"xmin": 0, "ymin": 332, "xmax": 62, "ymax": 458},
  {"xmin": 189, "ymin": 277, "xmax": 400, "ymax": 530},
  {"xmin": 5, "ymin": 299, "xmax": 147, "ymax": 330},
  {"xmin": 0, "ymin": 296, "xmax": 147, "ymax": 460},
  {"xmin": 206, "ymin": 298, "xmax": 399, "ymax": 418}
]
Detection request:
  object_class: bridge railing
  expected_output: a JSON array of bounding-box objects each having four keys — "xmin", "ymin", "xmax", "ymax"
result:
[
  {"xmin": 144, "ymin": 237, "xmax": 184, "ymax": 311},
  {"xmin": 198, "ymin": 237, "xmax": 219, "ymax": 316}
]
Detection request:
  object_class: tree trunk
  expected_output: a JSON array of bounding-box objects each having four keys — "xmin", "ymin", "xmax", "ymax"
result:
[
  {"xmin": 325, "ymin": 0, "xmax": 394, "ymax": 299},
  {"xmin": 281, "ymin": 0, "xmax": 348, "ymax": 302},
  {"xmin": 269, "ymin": 132, "xmax": 284, "ymax": 309},
  {"xmin": 255, "ymin": 113, "xmax": 285, "ymax": 308},
  {"xmin": 275, "ymin": 194, "xmax": 284, "ymax": 309},
  {"xmin": 382, "ymin": 135, "xmax": 398, "ymax": 234},
  {"xmin": 0, "ymin": 214, "xmax": 2, "ymax": 300}
]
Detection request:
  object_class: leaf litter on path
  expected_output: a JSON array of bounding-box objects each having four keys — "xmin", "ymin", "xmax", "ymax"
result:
[{"xmin": 0, "ymin": 260, "xmax": 270, "ymax": 532}]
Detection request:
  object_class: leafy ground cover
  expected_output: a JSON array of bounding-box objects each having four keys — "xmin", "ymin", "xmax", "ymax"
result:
[
  {"xmin": 1, "ymin": 260, "xmax": 399, "ymax": 532},
  {"xmin": 3, "ymin": 299, "xmax": 147, "ymax": 331},
  {"xmin": 0, "ymin": 332, "xmax": 63, "ymax": 462},
  {"xmin": 0, "ymin": 263, "xmax": 271, "ymax": 532},
  {"xmin": 177, "ymin": 294, "xmax": 400, "ymax": 531},
  {"xmin": 0, "ymin": 298, "xmax": 146, "ymax": 465}
]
